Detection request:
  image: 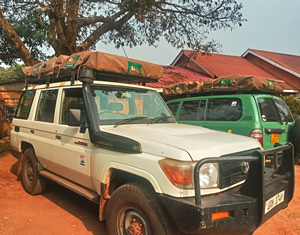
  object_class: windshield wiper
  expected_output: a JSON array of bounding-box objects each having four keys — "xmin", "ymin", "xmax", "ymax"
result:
[
  {"xmin": 114, "ymin": 116, "xmax": 148, "ymax": 128},
  {"xmin": 150, "ymin": 114, "xmax": 172, "ymax": 124}
]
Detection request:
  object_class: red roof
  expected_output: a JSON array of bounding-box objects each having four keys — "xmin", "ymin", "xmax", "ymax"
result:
[
  {"xmin": 146, "ymin": 66, "xmax": 211, "ymax": 88},
  {"xmin": 248, "ymin": 49, "xmax": 300, "ymax": 75},
  {"xmin": 183, "ymin": 50, "xmax": 280, "ymax": 79},
  {"xmin": 181, "ymin": 50, "xmax": 296, "ymax": 90}
]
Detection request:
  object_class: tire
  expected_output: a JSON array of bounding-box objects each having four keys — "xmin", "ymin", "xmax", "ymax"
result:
[
  {"xmin": 106, "ymin": 182, "xmax": 177, "ymax": 235},
  {"xmin": 21, "ymin": 148, "xmax": 47, "ymax": 195},
  {"xmin": 293, "ymin": 116, "xmax": 300, "ymax": 154}
]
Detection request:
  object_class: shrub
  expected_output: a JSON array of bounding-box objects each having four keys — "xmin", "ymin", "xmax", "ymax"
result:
[{"xmin": 282, "ymin": 95, "xmax": 300, "ymax": 120}]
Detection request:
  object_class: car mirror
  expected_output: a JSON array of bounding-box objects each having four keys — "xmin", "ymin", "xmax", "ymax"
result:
[
  {"xmin": 68, "ymin": 109, "xmax": 87, "ymax": 133},
  {"xmin": 69, "ymin": 109, "xmax": 81, "ymax": 126}
]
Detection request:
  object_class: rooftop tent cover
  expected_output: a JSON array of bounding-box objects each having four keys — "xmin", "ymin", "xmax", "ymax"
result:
[
  {"xmin": 22, "ymin": 51, "xmax": 163, "ymax": 83},
  {"xmin": 202, "ymin": 75, "xmax": 285, "ymax": 93},
  {"xmin": 163, "ymin": 81, "xmax": 203, "ymax": 95},
  {"xmin": 163, "ymin": 75, "xmax": 285, "ymax": 95}
]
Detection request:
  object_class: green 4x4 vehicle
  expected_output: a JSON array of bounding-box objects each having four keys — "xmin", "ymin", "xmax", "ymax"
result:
[
  {"xmin": 164, "ymin": 75, "xmax": 300, "ymax": 153},
  {"xmin": 166, "ymin": 93, "xmax": 294, "ymax": 150}
]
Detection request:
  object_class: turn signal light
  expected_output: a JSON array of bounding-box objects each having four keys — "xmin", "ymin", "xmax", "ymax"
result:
[
  {"xmin": 211, "ymin": 211, "xmax": 230, "ymax": 221},
  {"xmin": 159, "ymin": 159, "xmax": 193, "ymax": 189}
]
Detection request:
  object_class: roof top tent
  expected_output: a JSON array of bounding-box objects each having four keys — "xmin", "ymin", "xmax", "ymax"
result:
[
  {"xmin": 163, "ymin": 74, "xmax": 285, "ymax": 100},
  {"xmin": 22, "ymin": 51, "xmax": 163, "ymax": 86}
]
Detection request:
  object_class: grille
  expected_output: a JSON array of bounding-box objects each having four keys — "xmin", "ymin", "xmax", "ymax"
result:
[{"xmin": 219, "ymin": 162, "xmax": 247, "ymax": 189}]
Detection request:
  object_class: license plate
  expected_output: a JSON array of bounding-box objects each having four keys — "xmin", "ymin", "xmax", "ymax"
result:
[
  {"xmin": 265, "ymin": 190, "xmax": 285, "ymax": 214},
  {"xmin": 271, "ymin": 133, "xmax": 279, "ymax": 144}
]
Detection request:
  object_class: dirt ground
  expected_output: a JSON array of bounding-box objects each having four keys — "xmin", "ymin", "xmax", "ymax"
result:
[{"xmin": 1, "ymin": 151, "xmax": 300, "ymax": 235}]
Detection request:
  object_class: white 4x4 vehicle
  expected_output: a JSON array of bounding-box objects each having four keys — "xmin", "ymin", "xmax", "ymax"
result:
[{"xmin": 11, "ymin": 54, "xmax": 294, "ymax": 235}]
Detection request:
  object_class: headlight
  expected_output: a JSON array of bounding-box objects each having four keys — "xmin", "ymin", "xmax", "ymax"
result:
[{"xmin": 199, "ymin": 163, "xmax": 219, "ymax": 188}]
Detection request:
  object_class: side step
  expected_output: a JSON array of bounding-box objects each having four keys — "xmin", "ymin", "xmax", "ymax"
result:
[{"xmin": 40, "ymin": 170, "xmax": 100, "ymax": 204}]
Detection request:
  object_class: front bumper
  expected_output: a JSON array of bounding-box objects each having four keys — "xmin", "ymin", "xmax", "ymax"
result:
[{"xmin": 159, "ymin": 143, "xmax": 294, "ymax": 234}]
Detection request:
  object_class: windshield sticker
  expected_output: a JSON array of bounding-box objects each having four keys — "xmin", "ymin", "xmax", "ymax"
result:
[
  {"xmin": 219, "ymin": 79, "xmax": 231, "ymax": 88},
  {"xmin": 267, "ymin": 80, "xmax": 275, "ymax": 90},
  {"xmin": 65, "ymin": 55, "xmax": 80, "ymax": 68},
  {"xmin": 80, "ymin": 155, "xmax": 85, "ymax": 166},
  {"xmin": 31, "ymin": 63, "xmax": 42, "ymax": 75},
  {"xmin": 127, "ymin": 61, "xmax": 142, "ymax": 75},
  {"xmin": 231, "ymin": 101, "xmax": 237, "ymax": 106}
]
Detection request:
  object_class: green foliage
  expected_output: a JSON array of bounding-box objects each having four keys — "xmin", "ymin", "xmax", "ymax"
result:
[
  {"xmin": 0, "ymin": 0, "xmax": 246, "ymax": 65},
  {"xmin": 282, "ymin": 95, "xmax": 300, "ymax": 120},
  {"xmin": 0, "ymin": 64, "xmax": 25, "ymax": 83}
]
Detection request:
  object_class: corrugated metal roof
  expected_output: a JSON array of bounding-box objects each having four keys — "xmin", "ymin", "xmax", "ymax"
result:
[
  {"xmin": 182, "ymin": 50, "xmax": 296, "ymax": 90},
  {"xmin": 184, "ymin": 50, "xmax": 279, "ymax": 78},
  {"xmin": 248, "ymin": 49, "xmax": 300, "ymax": 75},
  {"xmin": 146, "ymin": 66, "xmax": 211, "ymax": 88}
]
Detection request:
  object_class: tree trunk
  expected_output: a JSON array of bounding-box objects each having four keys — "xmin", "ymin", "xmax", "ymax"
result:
[{"xmin": 0, "ymin": 8, "xmax": 38, "ymax": 65}]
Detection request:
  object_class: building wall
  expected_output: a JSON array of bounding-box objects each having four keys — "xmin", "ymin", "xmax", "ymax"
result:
[{"xmin": 245, "ymin": 54, "xmax": 300, "ymax": 90}]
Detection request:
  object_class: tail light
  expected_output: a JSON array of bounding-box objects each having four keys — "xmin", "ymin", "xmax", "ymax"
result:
[{"xmin": 249, "ymin": 129, "xmax": 263, "ymax": 145}]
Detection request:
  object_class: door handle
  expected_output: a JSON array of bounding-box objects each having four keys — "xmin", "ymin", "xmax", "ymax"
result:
[
  {"xmin": 55, "ymin": 135, "xmax": 62, "ymax": 140},
  {"xmin": 30, "ymin": 130, "xmax": 34, "ymax": 134},
  {"xmin": 15, "ymin": 126, "xmax": 20, "ymax": 132}
]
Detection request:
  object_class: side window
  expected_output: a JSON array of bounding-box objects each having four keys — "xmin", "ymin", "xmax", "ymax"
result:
[
  {"xmin": 167, "ymin": 102, "xmax": 180, "ymax": 116},
  {"xmin": 179, "ymin": 100, "xmax": 206, "ymax": 121},
  {"xmin": 15, "ymin": 90, "xmax": 36, "ymax": 119},
  {"xmin": 207, "ymin": 98, "xmax": 242, "ymax": 121},
  {"xmin": 60, "ymin": 88, "xmax": 83, "ymax": 125},
  {"xmin": 35, "ymin": 89, "xmax": 58, "ymax": 123}
]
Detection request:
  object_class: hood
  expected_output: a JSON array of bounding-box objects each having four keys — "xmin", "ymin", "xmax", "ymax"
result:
[{"xmin": 100, "ymin": 123, "xmax": 260, "ymax": 161}]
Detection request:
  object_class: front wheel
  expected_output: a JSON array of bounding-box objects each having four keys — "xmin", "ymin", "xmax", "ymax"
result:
[
  {"xmin": 106, "ymin": 182, "xmax": 177, "ymax": 235},
  {"xmin": 21, "ymin": 148, "xmax": 47, "ymax": 195}
]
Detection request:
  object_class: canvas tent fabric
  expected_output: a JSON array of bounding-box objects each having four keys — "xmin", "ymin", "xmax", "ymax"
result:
[
  {"xmin": 203, "ymin": 75, "xmax": 285, "ymax": 93},
  {"xmin": 163, "ymin": 81, "xmax": 203, "ymax": 95},
  {"xmin": 22, "ymin": 51, "xmax": 163, "ymax": 82},
  {"xmin": 163, "ymin": 75, "xmax": 285, "ymax": 95}
]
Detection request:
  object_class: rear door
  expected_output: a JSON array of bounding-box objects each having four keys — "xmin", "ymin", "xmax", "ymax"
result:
[{"xmin": 256, "ymin": 96, "xmax": 293, "ymax": 149}]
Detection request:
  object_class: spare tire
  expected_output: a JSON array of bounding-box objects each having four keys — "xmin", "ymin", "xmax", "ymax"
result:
[{"xmin": 293, "ymin": 116, "xmax": 300, "ymax": 154}]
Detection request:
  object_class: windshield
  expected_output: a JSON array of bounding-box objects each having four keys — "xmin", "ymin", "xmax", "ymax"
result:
[
  {"xmin": 257, "ymin": 97, "xmax": 293, "ymax": 123},
  {"xmin": 92, "ymin": 86, "xmax": 175, "ymax": 125}
]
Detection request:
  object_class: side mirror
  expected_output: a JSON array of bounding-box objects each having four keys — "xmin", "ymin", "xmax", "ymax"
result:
[{"xmin": 68, "ymin": 109, "xmax": 87, "ymax": 133}]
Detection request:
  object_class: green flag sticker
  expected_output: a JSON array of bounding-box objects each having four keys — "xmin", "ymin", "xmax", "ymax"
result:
[
  {"xmin": 65, "ymin": 55, "xmax": 80, "ymax": 68},
  {"xmin": 267, "ymin": 79, "xmax": 275, "ymax": 90},
  {"xmin": 31, "ymin": 63, "xmax": 42, "ymax": 75},
  {"xmin": 219, "ymin": 79, "xmax": 231, "ymax": 88},
  {"xmin": 175, "ymin": 84, "xmax": 184, "ymax": 93},
  {"xmin": 127, "ymin": 61, "xmax": 142, "ymax": 75}
]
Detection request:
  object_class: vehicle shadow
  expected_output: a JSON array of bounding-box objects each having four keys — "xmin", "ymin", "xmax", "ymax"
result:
[
  {"xmin": 42, "ymin": 181, "xmax": 107, "ymax": 235},
  {"xmin": 7, "ymin": 152, "xmax": 107, "ymax": 235}
]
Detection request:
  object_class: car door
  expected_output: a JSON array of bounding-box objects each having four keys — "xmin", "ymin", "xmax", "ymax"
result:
[
  {"xmin": 29, "ymin": 89, "xmax": 58, "ymax": 168},
  {"xmin": 256, "ymin": 96, "xmax": 294, "ymax": 149},
  {"xmin": 203, "ymin": 97, "xmax": 246, "ymax": 135},
  {"xmin": 177, "ymin": 99, "xmax": 206, "ymax": 126},
  {"xmin": 50, "ymin": 87, "xmax": 94, "ymax": 190}
]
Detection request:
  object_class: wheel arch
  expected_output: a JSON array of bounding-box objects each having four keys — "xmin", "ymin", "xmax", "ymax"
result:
[
  {"xmin": 21, "ymin": 141, "xmax": 34, "ymax": 153},
  {"xmin": 99, "ymin": 167, "xmax": 163, "ymax": 221}
]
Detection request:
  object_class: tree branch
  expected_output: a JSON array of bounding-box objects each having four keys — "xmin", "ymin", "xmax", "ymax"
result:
[
  {"xmin": 78, "ymin": 9, "xmax": 125, "ymax": 28},
  {"xmin": 0, "ymin": 7, "xmax": 38, "ymax": 65},
  {"xmin": 79, "ymin": 11, "xmax": 133, "ymax": 51}
]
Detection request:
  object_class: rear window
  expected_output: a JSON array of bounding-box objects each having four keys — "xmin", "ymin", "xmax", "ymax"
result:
[
  {"xmin": 179, "ymin": 100, "xmax": 206, "ymax": 121},
  {"xmin": 258, "ymin": 97, "xmax": 293, "ymax": 122},
  {"xmin": 207, "ymin": 98, "xmax": 242, "ymax": 121},
  {"xmin": 15, "ymin": 90, "xmax": 36, "ymax": 119}
]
